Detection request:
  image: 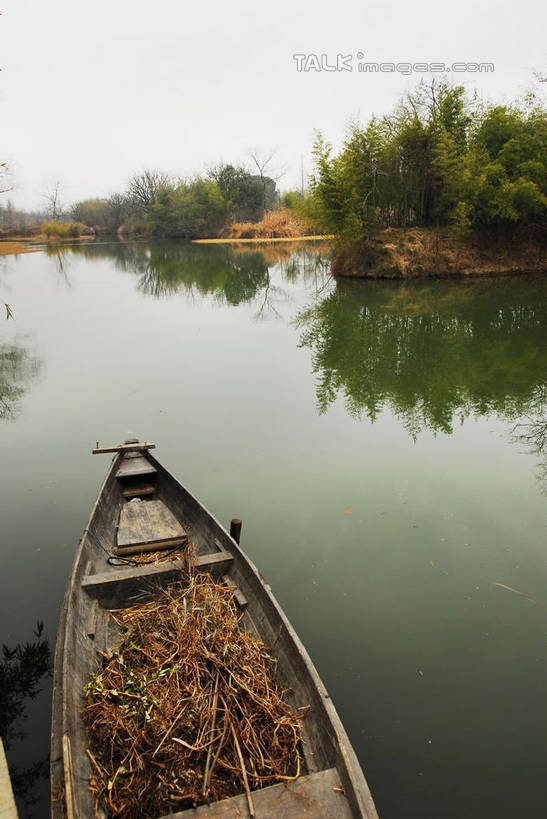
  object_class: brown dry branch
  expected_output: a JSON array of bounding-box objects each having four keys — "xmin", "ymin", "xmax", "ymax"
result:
[{"xmin": 82, "ymin": 573, "xmax": 305, "ymax": 818}]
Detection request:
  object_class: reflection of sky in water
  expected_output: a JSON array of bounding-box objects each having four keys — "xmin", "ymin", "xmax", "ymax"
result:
[{"xmin": 0, "ymin": 242, "xmax": 546, "ymax": 819}]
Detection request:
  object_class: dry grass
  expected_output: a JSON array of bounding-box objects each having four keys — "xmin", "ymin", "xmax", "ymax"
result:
[
  {"xmin": 332, "ymin": 227, "xmax": 547, "ymax": 279},
  {"xmin": 227, "ymin": 209, "xmax": 313, "ymax": 240},
  {"xmin": 83, "ymin": 572, "xmax": 305, "ymax": 818}
]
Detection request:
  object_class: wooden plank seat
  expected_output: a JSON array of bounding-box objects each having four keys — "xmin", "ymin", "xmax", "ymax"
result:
[
  {"xmin": 116, "ymin": 454, "xmax": 157, "ymax": 480},
  {"xmin": 81, "ymin": 552, "xmax": 235, "ymax": 608},
  {"xmin": 114, "ymin": 498, "xmax": 187, "ymax": 555},
  {"xmin": 122, "ymin": 479, "xmax": 156, "ymax": 498}
]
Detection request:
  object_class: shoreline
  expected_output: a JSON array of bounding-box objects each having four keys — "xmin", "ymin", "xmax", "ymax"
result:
[
  {"xmin": 0, "ymin": 235, "xmax": 93, "ymax": 256},
  {"xmin": 331, "ymin": 228, "xmax": 546, "ymax": 279},
  {"xmin": 193, "ymin": 235, "xmax": 334, "ymax": 244}
]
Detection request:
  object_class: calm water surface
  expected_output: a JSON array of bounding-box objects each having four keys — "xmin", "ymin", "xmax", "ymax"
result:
[{"xmin": 0, "ymin": 240, "xmax": 546, "ymax": 817}]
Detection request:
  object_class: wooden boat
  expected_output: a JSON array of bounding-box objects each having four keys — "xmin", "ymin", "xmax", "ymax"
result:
[{"xmin": 51, "ymin": 441, "xmax": 379, "ymax": 818}]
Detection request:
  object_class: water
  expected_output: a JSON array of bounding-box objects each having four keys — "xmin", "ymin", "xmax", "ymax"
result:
[{"xmin": 0, "ymin": 239, "xmax": 545, "ymax": 818}]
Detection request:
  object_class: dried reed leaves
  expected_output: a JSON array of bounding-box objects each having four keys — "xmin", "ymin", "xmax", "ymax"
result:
[{"xmin": 83, "ymin": 573, "xmax": 305, "ymax": 818}]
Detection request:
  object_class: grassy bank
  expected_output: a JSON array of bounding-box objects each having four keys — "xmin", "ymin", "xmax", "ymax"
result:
[
  {"xmin": 331, "ymin": 228, "xmax": 546, "ymax": 279},
  {"xmin": 0, "ymin": 220, "xmax": 94, "ymax": 255}
]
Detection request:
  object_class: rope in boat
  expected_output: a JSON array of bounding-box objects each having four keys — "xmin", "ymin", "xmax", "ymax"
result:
[{"xmin": 82, "ymin": 528, "xmax": 184, "ymax": 567}]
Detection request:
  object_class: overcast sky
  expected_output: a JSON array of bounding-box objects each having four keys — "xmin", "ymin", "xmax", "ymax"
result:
[{"xmin": 2, "ymin": 0, "xmax": 545, "ymax": 210}]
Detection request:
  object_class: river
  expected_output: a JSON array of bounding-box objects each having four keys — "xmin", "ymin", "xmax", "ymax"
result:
[{"xmin": 0, "ymin": 239, "xmax": 545, "ymax": 817}]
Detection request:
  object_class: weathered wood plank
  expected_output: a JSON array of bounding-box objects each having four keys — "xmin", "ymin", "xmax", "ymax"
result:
[
  {"xmin": 221, "ymin": 574, "xmax": 248, "ymax": 609},
  {"xmin": 93, "ymin": 442, "xmax": 155, "ymax": 454},
  {"xmin": 62, "ymin": 734, "xmax": 75, "ymax": 819},
  {"xmin": 0, "ymin": 737, "xmax": 17, "ymax": 819},
  {"xmin": 117, "ymin": 499, "xmax": 186, "ymax": 549},
  {"xmin": 80, "ymin": 552, "xmax": 234, "ymax": 607},
  {"xmin": 111, "ymin": 537, "xmax": 187, "ymax": 556},
  {"xmin": 116, "ymin": 457, "xmax": 157, "ymax": 480},
  {"xmin": 165, "ymin": 767, "xmax": 353, "ymax": 818},
  {"xmin": 122, "ymin": 482, "xmax": 155, "ymax": 498}
]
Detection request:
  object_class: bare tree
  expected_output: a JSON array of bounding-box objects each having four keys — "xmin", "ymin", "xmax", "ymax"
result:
[
  {"xmin": 0, "ymin": 162, "xmax": 11, "ymax": 195},
  {"xmin": 127, "ymin": 169, "xmax": 170, "ymax": 212},
  {"xmin": 249, "ymin": 149, "xmax": 284, "ymax": 212},
  {"xmin": 42, "ymin": 180, "xmax": 63, "ymax": 220}
]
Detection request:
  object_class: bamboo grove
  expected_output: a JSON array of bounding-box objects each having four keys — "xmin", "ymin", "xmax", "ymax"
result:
[{"xmin": 306, "ymin": 81, "xmax": 547, "ymax": 240}]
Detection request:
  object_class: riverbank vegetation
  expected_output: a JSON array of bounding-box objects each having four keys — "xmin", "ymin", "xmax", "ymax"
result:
[
  {"xmin": 40, "ymin": 220, "xmax": 89, "ymax": 239},
  {"xmin": 227, "ymin": 209, "xmax": 311, "ymax": 239},
  {"xmin": 330, "ymin": 226, "xmax": 546, "ymax": 278},
  {"xmin": 0, "ymin": 164, "xmax": 304, "ymax": 243},
  {"xmin": 0, "ymin": 220, "xmax": 92, "ymax": 256},
  {"xmin": 1, "ymin": 81, "xmax": 544, "ymax": 276},
  {"xmin": 306, "ymin": 81, "xmax": 546, "ymax": 276},
  {"xmin": 69, "ymin": 166, "xmax": 300, "ymax": 240}
]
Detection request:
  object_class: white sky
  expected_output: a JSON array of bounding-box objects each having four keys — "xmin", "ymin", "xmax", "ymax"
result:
[{"xmin": 2, "ymin": 0, "xmax": 545, "ymax": 210}]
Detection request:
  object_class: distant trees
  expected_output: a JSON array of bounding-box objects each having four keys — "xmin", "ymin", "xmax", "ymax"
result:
[
  {"xmin": 70, "ymin": 195, "xmax": 133, "ymax": 235},
  {"xmin": 250, "ymin": 150, "xmax": 280, "ymax": 213},
  {"xmin": 146, "ymin": 178, "xmax": 230, "ymax": 238},
  {"xmin": 66, "ymin": 164, "xmax": 279, "ymax": 239},
  {"xmin": 308, "ymin": 81, "xmax": 547, "ymax": 239},
  {"xmin": 71, "ymin": 198, "xmax": 109, "ymax": 228},
  {"xmin": 127, "ymin": 170, "xmax": 170, "ymax": 213},
  {"xmin": 208, "ymin": 163, "xmax": 277, "ymax": 222}
]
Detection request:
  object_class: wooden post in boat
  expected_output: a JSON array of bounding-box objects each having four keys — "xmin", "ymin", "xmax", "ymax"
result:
[{"xmin": 230, "ymin": 519, "xmax": 242, "ymax": 544}]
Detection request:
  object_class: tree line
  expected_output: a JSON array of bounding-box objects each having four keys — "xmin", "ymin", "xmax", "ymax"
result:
[
  {"xmin": 69, "ymin": 165, "xmax": 281, "ymax": 238},
  {"xmin": 0, "ymin": 163, "xmax": 293, "ymax": 238},
  {"xmin": 2, "ymin": 81, "xmax": 544, "ymax": 242},
  {"xmin": 305, "ymin": 80, "xmax": 546, "ymax": 239}
]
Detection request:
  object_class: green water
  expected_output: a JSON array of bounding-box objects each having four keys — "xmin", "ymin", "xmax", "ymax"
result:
[{"xmin": 0, "ymin": 240, "xmax": 546, "ymax": 817}]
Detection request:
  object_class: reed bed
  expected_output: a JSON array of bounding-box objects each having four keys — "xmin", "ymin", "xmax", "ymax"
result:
[
  {"xmin": 83, "ymin": 573, "xmax": 305, "ymax": 818},
  {"xmin": 228, "ymin": 209, "xmax": 311, "ymax": 239}
]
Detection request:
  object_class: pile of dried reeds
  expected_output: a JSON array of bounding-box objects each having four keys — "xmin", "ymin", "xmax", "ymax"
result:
[{"xmin": 83, "ymin": 573, "xmax": 305, "ymax": 818}]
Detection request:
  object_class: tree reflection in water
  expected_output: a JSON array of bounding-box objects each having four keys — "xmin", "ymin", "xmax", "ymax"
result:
[
  {"xmin": 511, "ymin": 384, "xmax": 547, "ymax": 491},
  {"xmin": 57, "ymin": 239, "xmax": 333, "ymax": 314},
  {"xmin": 0, "ymin": 622, "xmax": 52, "ymax": 813},
  {"xmin": 0, "ymin": 342, "xmax": 42, "ymax": 421},
  {"xmin": 296, "ymin": 277, "xmax": 547, "ymax": 438}
]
